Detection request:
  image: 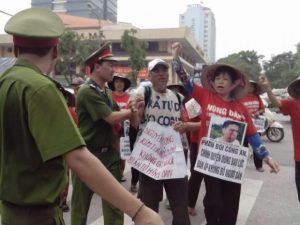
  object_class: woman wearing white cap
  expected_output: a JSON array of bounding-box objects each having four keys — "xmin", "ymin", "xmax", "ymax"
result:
[{"xmin": 172, "ymin": 42, "xmax": 279, "ymax": 225}]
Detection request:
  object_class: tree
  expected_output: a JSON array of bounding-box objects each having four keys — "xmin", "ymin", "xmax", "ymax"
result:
[
  {"xmin": 121, "ymin": 29, "xmax": 148, "ymax": 87},
  {"xmin": 263, "ymin": 52, "xmax": 296, "ymax": 88},
  {"xmin": 217, "ymin": 50, "xmax": 263, "ymax": 80},
  {"xmin": 56, "ymin": 30, "xmax": 98, "ymax": 85}
]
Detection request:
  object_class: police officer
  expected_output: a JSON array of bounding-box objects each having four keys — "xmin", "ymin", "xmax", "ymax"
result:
[
  {"xmin": 71, "ymin": 42, "xmax": 140, "ymax": 225},
  {"xmin": 0, "ymin": 8, "xmax": 164, "ymax": 225}
]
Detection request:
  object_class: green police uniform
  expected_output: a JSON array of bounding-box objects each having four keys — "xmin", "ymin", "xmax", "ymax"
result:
[
  {"xmin": 71, "ymin": 79, "xmax": 123, "ymax": 225},
  {"xmin": 0, "ymin": 59, "xmax": 85, "ymax": 225},
  {"xmin": 0, "ymin": 8, "xmax": 85, "ymax": 225}
]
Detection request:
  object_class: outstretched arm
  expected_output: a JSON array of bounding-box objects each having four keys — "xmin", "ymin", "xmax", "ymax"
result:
[
  {"xmin": 171, "ymin": 42, "xmax": 194, "ymax": 94},
  {"xmin": 247, "ymin": 133, "xmax": 280, "ymax": 173},
  {"xmin": 65, "ymin": 147, "xmax": 164, "ymax": 225}
]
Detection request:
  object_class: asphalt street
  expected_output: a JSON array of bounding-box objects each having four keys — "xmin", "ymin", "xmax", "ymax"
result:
[{"xmin": 61, "ymin": 113, "xmax": 300, "ymax": 225}]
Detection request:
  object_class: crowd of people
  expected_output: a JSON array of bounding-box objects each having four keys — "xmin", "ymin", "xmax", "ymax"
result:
[{"xmin": 1, "ymin": 7, "xmax": 300, "ymax": 225}]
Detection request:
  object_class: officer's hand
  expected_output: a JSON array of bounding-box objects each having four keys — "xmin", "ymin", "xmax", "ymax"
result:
[
  {"xmin": 264, "ymin": 156, "xmax": 280, "ymax": 173},
  {"xmin": 171, "ymin": 42, "xmax": 182, "ymax": 57}
]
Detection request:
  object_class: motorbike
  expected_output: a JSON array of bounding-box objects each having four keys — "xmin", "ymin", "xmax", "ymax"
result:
[{"xmin": 252, "ymin": 108, "xmax": 285, "ymax": 142}]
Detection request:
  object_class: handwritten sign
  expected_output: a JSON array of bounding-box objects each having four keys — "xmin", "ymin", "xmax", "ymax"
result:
[
  {"xmin": 252, "ymin": 116, "xmax": 266, "ymax": 133},
  {"xmin": 194, "ymin": 137, "xmax": 249, "ymax": 183},
  {"xmin": 128, "ymin": 121, "xmax": 186, "ymax": 180}
]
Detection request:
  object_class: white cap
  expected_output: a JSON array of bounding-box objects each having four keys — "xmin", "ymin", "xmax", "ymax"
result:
[{"xmin": 148, "ymin": 58, "xmax": 169, "ymax": 71}]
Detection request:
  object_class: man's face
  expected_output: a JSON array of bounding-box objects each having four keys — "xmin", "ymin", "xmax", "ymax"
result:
[
  {"xmin": 96, "ymin": 60, "xmax": 116, "ymax": 82},
  {"xmin": 149, "ymin": 65, "xmax": 169, "ymax": 93},
  {"xmin": 222, "ymin": 124, "xmax": 239, "ymax": 143}
]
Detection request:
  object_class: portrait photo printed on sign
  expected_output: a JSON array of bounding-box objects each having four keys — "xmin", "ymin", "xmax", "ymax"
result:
[
  {"xmin": 194, "ymin": 115, "xmax": 249, "ymax": 183},
  {"xmin": 208, "ymin": 115, "xmax": 247, "ymax": 146}
]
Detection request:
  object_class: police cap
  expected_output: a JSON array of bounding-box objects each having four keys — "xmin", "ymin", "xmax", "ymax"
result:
[
  {"xmin": 85, "ymin": 42, "xmax": 117, "ymax": 75},
  {"xmin": 5, "ymin": 8, "xmax": 65, "ymax": 48}
]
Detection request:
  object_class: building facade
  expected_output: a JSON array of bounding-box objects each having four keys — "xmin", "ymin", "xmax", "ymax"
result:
[
  {"xmin": 31, "ymin": 0, "xmax": 117, "ymax": 22},
  {"xmin": 0, "ymin": 14, "xmax": 207, "ymax": 85},
  {"xmin": 180, "ymin": 4, "xmax": 216, "ymax": 63}
]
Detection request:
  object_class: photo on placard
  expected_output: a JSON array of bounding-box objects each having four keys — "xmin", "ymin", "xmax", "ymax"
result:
[{"xmin": 207, "ymin": 115, "xmax": 247, "ymax": 146}]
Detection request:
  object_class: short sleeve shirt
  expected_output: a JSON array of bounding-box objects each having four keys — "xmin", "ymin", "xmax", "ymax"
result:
[
  {"xmin": 76, "ymin": 80, "xmax": 119, "ymax": 148},
  {"xmin": 280, "ymin": 99, "xmax": 300, "ymax": 161},
  {"xmin": 0, "ymin": 59, "xmax": 85, "ymax": 205},
  {"xmin": 192, "ymin": 85, "xmax": 256, "ymax": 144},
  {"xmin": 240, "ymin": 94, "xmax": 265, "ymax": 115}
]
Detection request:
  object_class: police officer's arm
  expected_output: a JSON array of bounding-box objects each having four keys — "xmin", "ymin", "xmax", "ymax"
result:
[
  {"xmin": 258, "ymin": 76, "xmax": 282, "ymax": 108},
  {"xmin": 102, "ymin": 109, "xmax": 132, "ymax": 125},
  {"xmin": 64, "ymin": 147, "xmax": 165, "ymax": 225}
]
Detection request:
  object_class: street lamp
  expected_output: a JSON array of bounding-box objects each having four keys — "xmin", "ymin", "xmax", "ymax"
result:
[{"xmin": 87, "ymin": 3, "xmax": 103, "ymax": 46}]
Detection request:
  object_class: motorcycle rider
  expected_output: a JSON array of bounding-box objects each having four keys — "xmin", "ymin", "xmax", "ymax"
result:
[{"xmin": 259, "ymin": 75, "xmax": 300, "ymax": 202}]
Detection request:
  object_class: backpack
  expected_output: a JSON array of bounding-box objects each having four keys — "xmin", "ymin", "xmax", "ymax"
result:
[{"xmin": 129, "ymin": 86, "xmax": 182, "ymax": 150}]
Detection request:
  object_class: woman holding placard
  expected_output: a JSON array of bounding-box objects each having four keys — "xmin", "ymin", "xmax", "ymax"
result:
[{"xmin": 172, "ymin": 42, "xmax": 279, "ymax": 225}]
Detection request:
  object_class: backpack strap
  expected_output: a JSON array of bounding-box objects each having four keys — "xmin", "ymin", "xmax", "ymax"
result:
[{"xmin": 144, "ymin": 85, "xmax": 152, "ymax": 107}]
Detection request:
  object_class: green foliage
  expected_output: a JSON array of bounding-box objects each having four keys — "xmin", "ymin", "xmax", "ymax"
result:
[
  {"xmin": 263, "ymin": 52, "xmax": 296, "ymax": 88},
  {"xmin": 56, "ymin": 29, "xmax": 98, "ymax": 85},
  {"xmin": 217, "ymin": 50, "xmax": 263, "ymax": 80},
  {"xmin": 121, "ymin": 29, "xmax": 148, "ymax": 87}
]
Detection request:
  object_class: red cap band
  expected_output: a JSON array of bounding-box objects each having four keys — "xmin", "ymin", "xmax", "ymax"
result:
[{"xmin": 13, "ymin": 36, "xmax": 59, "ymax": 48}]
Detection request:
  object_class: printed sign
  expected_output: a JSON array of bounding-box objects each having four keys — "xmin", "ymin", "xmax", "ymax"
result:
[
  {"xmin": 128, "ymin": 121, "xmax": 186, "ymax": 180},
  {"xmin": 252, "ymin": 116, "xmax": 266, "ymax": 133},
  {"xmin": 185, "ymin": 98, "xmax": 202, "ymax": 119},
  {"xmin": 194, "ymin": 116, "xmax": 248, "ymax": 183},
  {"xmin": 120, "ymin": 136, "xmax": 131, "ymax": 160},
  {"xmin": 194, "ymin": 137, "xmax": 249, "ymax": 183}
]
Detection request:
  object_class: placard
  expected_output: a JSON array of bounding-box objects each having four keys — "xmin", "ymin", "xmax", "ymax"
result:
[{"xmin": 128, "ymin": 121, "xmax": 187, "ymax": 180}]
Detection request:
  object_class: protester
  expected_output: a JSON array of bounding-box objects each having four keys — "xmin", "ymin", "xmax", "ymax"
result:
[
  {"xmin": 241, "ymin": 80, "xmax": 265, "ymax": 172},
  {"xmin": 108, "ymin": 74, "xmax": 131, "ymax": 183},
  {"xmin": 132, "ymin": 58, "xmax": 191, "ymax": 225},
  {"xmin": 172, "ymin": 42, "xmax": 279, "ymax": 225},
  {"xmin": 259, "ymin": 75, "xmax": 300, "ymax": 201},
  {"xmin": 0, "ymin": 8, "xmax": 164, "ymax": 225},
  {"xmin": 167, "ymin": 83, "xmax": 202, "ymax": 214}
]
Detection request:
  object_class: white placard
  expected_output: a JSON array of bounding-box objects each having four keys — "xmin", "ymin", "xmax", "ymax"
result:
[
  {"xmin": 128, "ymin": 121, "xmax": 187, "ymax": 180},
  {"xmin": 185, "ymin": 98, "xmax": 202, "ymax": 119},
  {"xmin": 252, "ymin": 116, "xmax": 266, "ymax": 133},
  {"xmin": 194, "ymin": 137, "xmax": 249, "ymax": 183},
  {"xmin": 120, "ymin": 136, "xmax": 131, "ymax": 160}
]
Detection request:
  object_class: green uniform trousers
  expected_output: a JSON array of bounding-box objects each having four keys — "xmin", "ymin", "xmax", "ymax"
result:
[
  {"xmin": 1, "ymin": 201, "xmax": 64, "ymax": 225},
  {"xmin": 71, "ymin": 149, "xmax": 123, "ymax": 225}
]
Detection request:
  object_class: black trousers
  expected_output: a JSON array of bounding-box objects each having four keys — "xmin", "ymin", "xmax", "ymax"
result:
[
  {"xmin": 139, "ymin": 173, "xmax": 191, "ymax": 225},
  {"xmin": 203, "ymin": 175, "xmax": 241, "ymax": 225},
  {"xmin": 188, "ymin": 142, "xmax": 204, "ymax": 208},
  {"xmin": 295, "ymin": 161, "xmax": 300, "ymax": 202},
  {"xmin": 131, "ymin": 167, "xmax": 139, "ymax": 185}
]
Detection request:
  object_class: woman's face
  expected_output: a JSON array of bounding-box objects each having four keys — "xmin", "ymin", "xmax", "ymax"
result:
[
  {"xmin": 213, "ymin": 72, "xmax": 233, "ymax": 96},
  {"xmin": 114, "ymin": 78, "xmax": 125, "ymax": 92}
]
